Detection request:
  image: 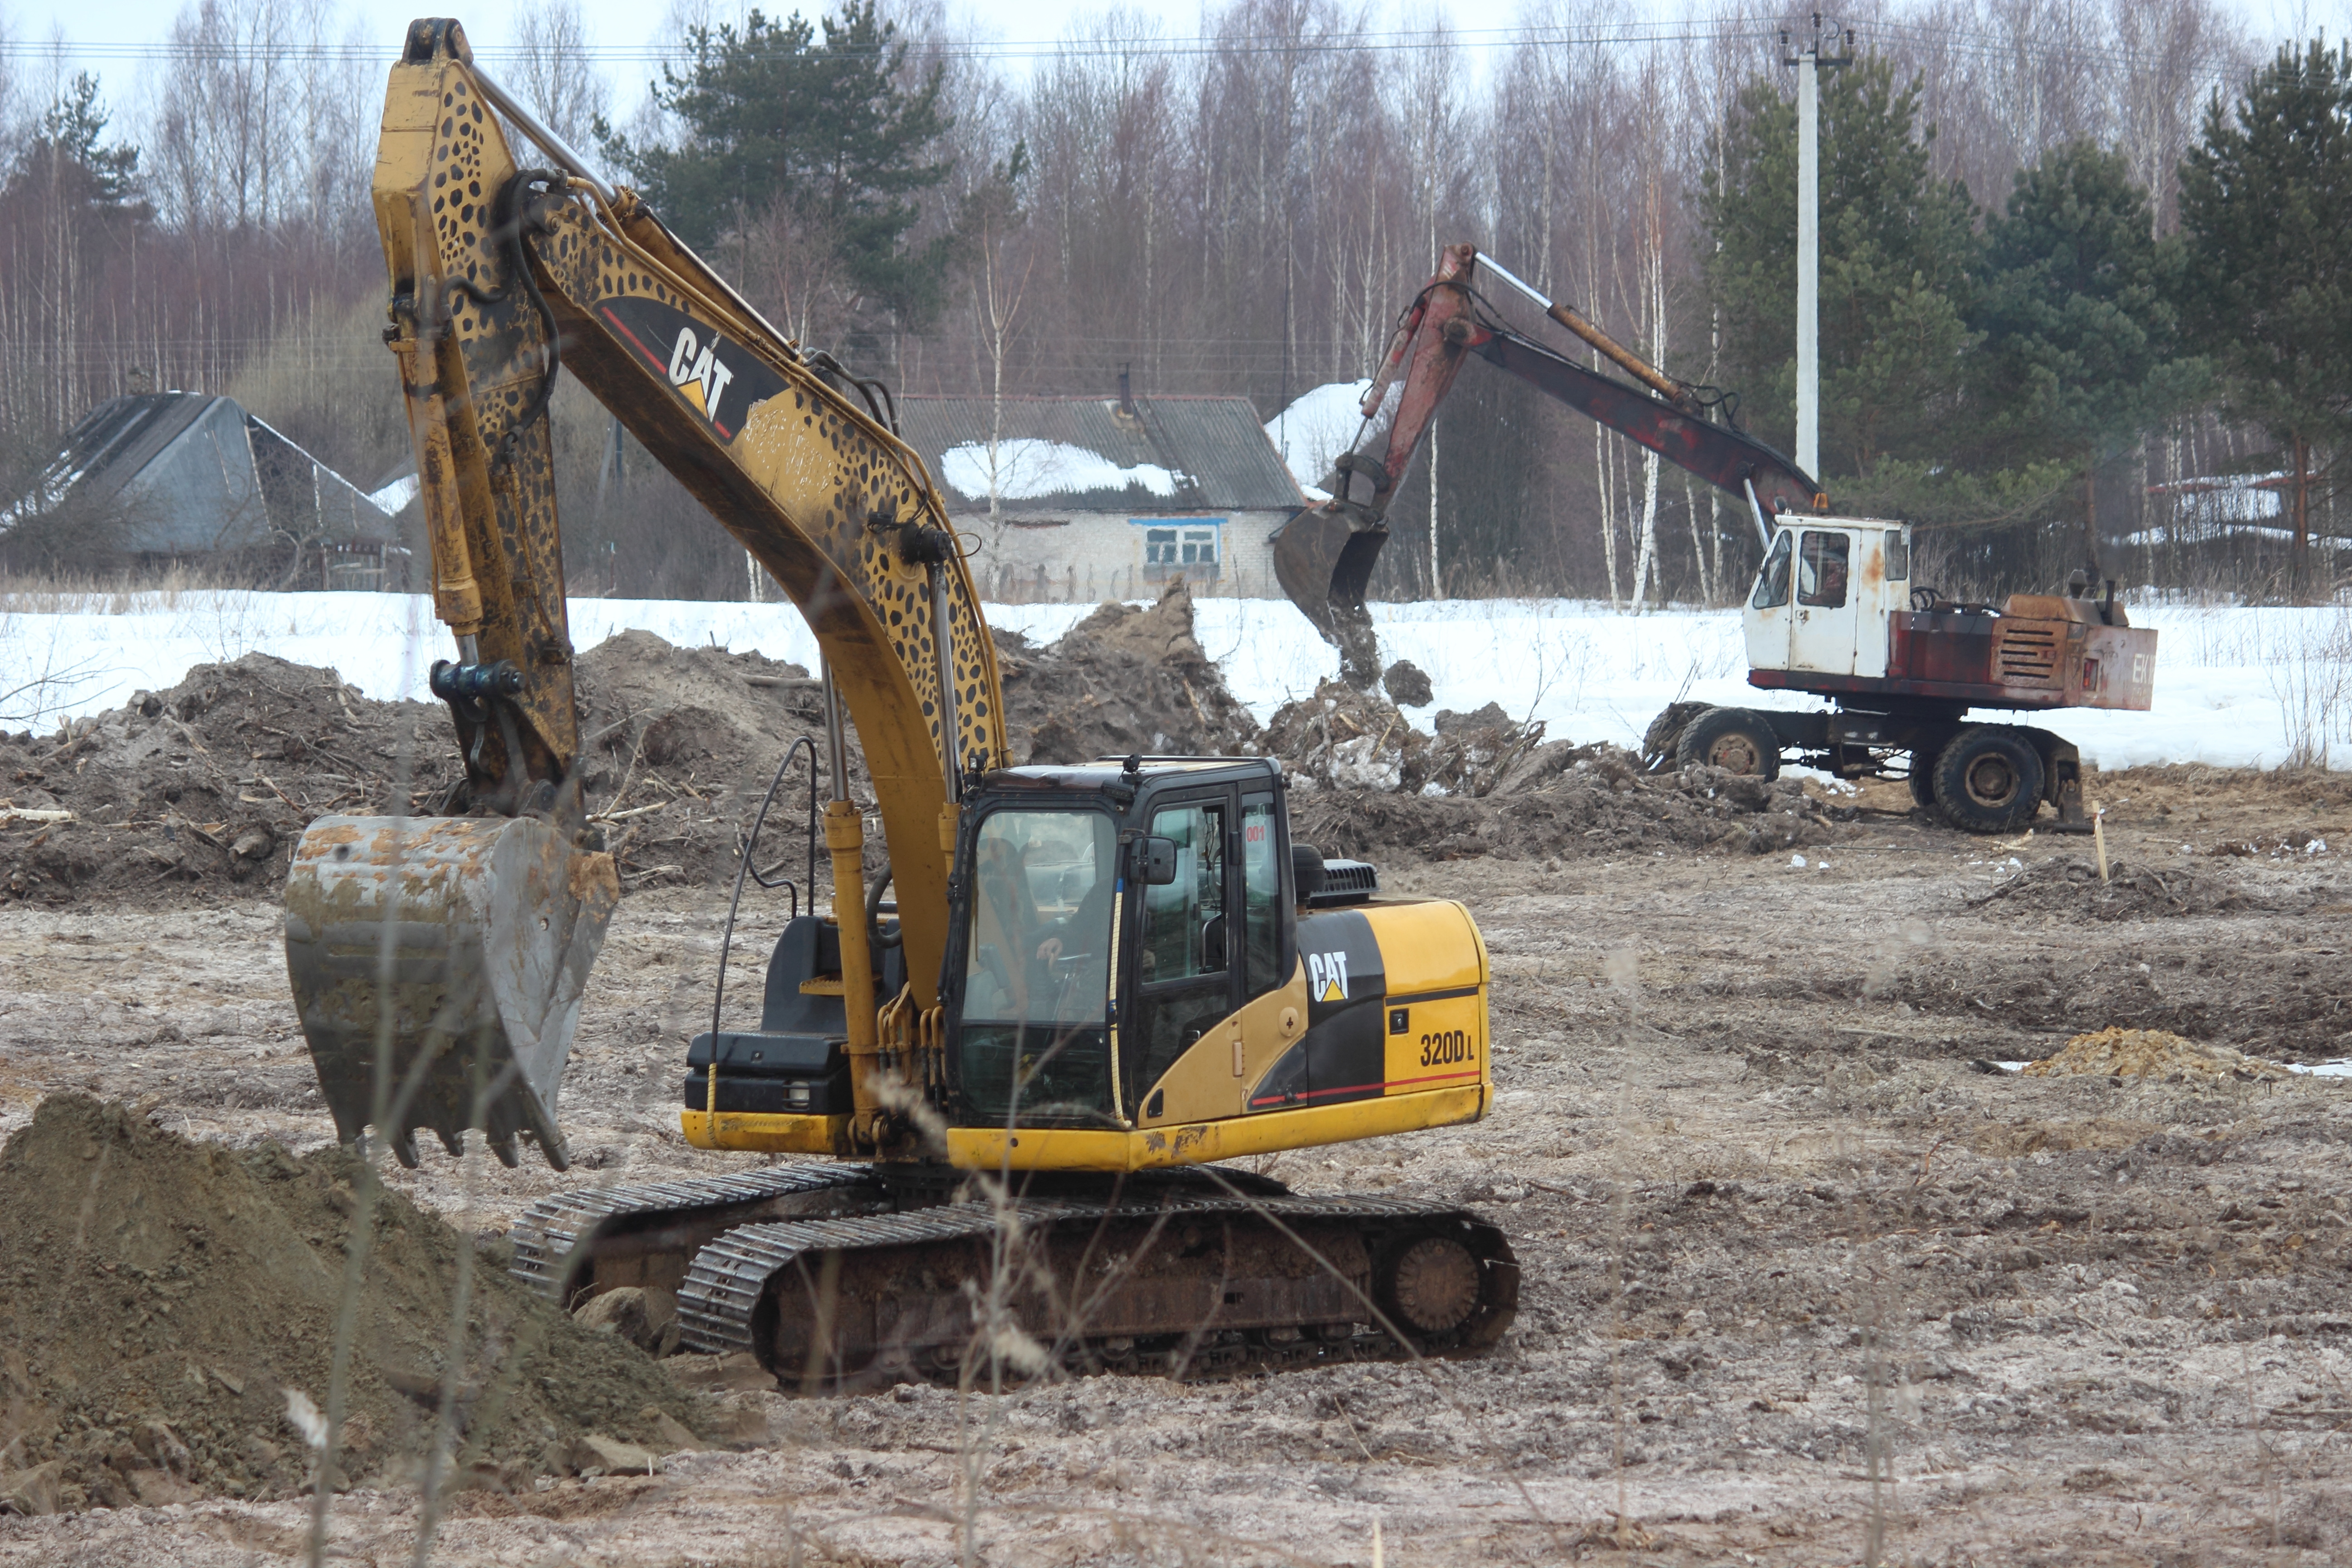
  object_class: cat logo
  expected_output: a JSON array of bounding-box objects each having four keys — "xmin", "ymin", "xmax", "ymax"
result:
[
  {"xmin": 1306, "ymin": 950, "xmax": 1350, "ymax": 1003},
  {"xmin": 665, "ymin": 325, "xmax": 736, "ymax": 431}
]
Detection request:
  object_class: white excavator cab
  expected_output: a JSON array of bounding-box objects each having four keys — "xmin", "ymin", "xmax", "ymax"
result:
[{"xmin": 1743, "ymin": 518, "xmax": 1911, "ymax": 680}]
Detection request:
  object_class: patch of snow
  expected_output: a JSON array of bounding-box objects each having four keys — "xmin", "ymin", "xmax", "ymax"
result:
[
  {"xmin": 368, "ymin": 473, "xmax": 421, "ymax": 515},
  {"xmin": 13, "ymin": 594, "xmax": 2352, "ymax": 778},
  {"xmin": 1264, "ymin": 381, "xmax": 1372, "ymax": 501},
  {"xmin": 937, "ymin": 439, "xmax": 1179, "ymax": 503}
]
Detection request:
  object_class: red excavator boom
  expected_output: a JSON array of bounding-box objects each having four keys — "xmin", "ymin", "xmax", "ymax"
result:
[{"xmin": 1271, "ymin": 242, "xmax": 1819, "ymax": 685}]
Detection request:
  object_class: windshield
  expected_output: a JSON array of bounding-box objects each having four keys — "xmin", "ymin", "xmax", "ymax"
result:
[
  {"xmin": 962, "ymin": 809, "xmax": 1117, "ymax": 1026},
  {"xmin": 1751, "ymin": 529, "xmax": 1792, "ymax": 609}
]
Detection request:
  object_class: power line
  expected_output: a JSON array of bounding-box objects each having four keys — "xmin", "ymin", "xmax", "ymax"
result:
[{"xmin": 0, "ymin": 13, "xmax": 2261, "ymax": 79}]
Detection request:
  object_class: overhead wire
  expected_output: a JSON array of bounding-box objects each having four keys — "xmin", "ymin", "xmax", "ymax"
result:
[{"xmin": 0, "ymin": 11, "xmax": 2261, "ymax": 83}]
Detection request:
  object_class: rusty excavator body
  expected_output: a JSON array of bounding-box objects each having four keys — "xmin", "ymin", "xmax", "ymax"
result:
[
  {"xmin": 1269, "ymin": 244, "xmax": 2157, "ymax": 835},
  {"xmin": 278, "ymin": 21, "xmax": 1515, "ymax": 1390}
]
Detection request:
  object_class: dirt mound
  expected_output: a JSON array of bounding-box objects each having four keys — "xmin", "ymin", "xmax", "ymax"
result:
[
  {"xmin": 0, "ymin": 652, "xmax": 458, "ymax": 909},
  {"xmin": 2021, "ymin": 1027, "xmax": 2288, "ymax": 1082},
  {"xmin": 1966, "ymin": 854, "xmax": 2256, "ymax": 920},
  {"xmin": 0, "ymin": 1095, "xmax": 702, "ymax": 1513},
  {"xmin": 995, "ymin": 578, "xmax": 1259, "ymax": 765},
  {"xmin": 1261, "ymin": 681, "xmax": 1547, "ymax": 796},
  {"xmin": 0, "ymin": 586, "xmax": 1274, "ymax": 907},
  {"xmin": 571, "ymin": 630, "xmax": 841, "ymax": 889},
  {"xmin": 0, "ymin": 639, "xmax": 843, "ymax": 906},
  {"xmin": 1289, "ymin": 750, "xmax": 1848, "ymax": 864}
]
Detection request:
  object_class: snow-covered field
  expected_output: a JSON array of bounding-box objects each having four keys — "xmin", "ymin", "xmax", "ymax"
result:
[{"xmin": 3, "ymin": 588, "xmax": 2346, "ymax": 770}]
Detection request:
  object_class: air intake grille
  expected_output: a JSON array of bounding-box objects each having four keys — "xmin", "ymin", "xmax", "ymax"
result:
[
  {"xmin": 1306, "ymin": 859, "xmax": 1379, "ymax": 907},
  {"xmin": 1994, "ymin": 623, "xmax": 2060, "ymax": 686}
]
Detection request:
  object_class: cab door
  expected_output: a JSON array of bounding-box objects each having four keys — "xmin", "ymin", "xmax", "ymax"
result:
[
  {"xmin": 1744, "ymin": 528, "xmax": 1793, "ymax": 671},
  {"xmin": 1787, "ymin": 527, "xmax": 1860, "ymax": 676},
  {"xmin": 1123, "ymin": 790, "xmax": 1241, "ymax": 1114}
]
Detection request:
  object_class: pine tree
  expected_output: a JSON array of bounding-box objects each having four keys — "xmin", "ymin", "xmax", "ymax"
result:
[
  {"xmin": 1700, "ymin": 56, "xmax": 1980, "ymax": 480},
  {"xmin": 2177, "ymin": 38, "xmax": 2352, "ymax": 589},
  {"xmin": 9, "ymin": 73, "xmax": 143, "ymax": 212},
  {"xmin": 1976, "ymin": 141, "xmax": 2206, "ymax": 574},
  {"xmin": 605, "ymin": 2, "xmax": 954, "ymax": 329}
]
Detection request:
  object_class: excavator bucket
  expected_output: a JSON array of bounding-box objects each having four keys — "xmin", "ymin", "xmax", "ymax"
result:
[
  {"xmin": 1271, "ymin": 508, "xmax": 1387, "ymax": 690},
  {"xmin": 282, "ymin": 814, "xmax": 618, "ymax": 1171}
]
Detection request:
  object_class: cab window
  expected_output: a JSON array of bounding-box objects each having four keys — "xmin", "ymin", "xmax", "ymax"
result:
[
  {"xmin": 1751, "ymin": 530, "xmax": 1792, "ymax": 608},
  {"xmin": 1130, "ymin": 798, "xmax": 1235, "ymax": 1108},
  {"xmin": 957, "ymin": 808, "xmax": 1117, "ymax": 1122},
  {"xmin": 1797, "ymin": 530, "xmax": 1849, "ymax": 608},
  {"xmin": 1240, "ymin": 794, "xmax": 1281, "ymax": 995},
  {"xmin": 1141, "ymin": 802, "xmax": 1225, "ymax": 982}
]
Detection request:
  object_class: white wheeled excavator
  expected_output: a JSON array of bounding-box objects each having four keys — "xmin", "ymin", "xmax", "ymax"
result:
[
  {"xmin": 278, "ymin": 20, "xmax": 1514, "ymax": 1388},
  {"xmin": 1271, "ymin": 243, "xmax": 2158, "ymax": 833}
]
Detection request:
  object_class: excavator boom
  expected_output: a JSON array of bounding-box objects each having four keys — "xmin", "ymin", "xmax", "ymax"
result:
[
  {"xmin": 1272, "ymin": 242, "xmax": 1819, "ymax": 686},
  {"xmin": 285, "ymin": 18, "xmax": 1004, "ymax": 1168}
]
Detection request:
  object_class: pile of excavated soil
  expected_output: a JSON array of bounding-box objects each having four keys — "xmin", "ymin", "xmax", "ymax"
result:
[
  {"xmin": 2, "ymin": 582, "xmax": 1859, "ymax": 906},
  {"xmin": 0, "ymin": 1095, "xmax": 703, "ymax": 1513},
  {"xmin": 1290, "ymin": 750, "xmax": 1849, "ymax": 865},
  {"xmin": 0, "ymin": 652, "xmax": 459, "ymax": 909},
  {"xmin": 570, "ymin": 631, "xmax": 846, "ymax": 890},
  {"xmin": 995, "ymin": 578, "xmax": 1259, "ymax": 765},
  {"xmin": 2020, "ymin": 1027, "xmax": 2288, "ymax": 1082},
  {"xmin": 1966, "ymin": 854, "xmax": 2258, "ymax": 921},
  {"xmin": 0, "ymin": 583, "xmax": 1271, "ymax": 907},
  {"xmin": 1262, "ymin": 680, "xmax": 1544, "ymax": 796}
]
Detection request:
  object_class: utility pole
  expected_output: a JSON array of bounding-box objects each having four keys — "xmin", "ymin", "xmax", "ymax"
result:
[{"xmin": 1784, "ymin": 16, "xmax": 1853, "ymax": 483}]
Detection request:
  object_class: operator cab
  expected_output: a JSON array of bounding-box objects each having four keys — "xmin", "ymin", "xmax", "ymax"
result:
[
  {"xmin": 948, "ymin": 756, "xmax": 1317, "ymax": 1129},
  {"xmin": 683, "ymin": 754, "xmax": 1413, "ymax": 1145},
  {"xmin": 1744, "ymin": 516, "xmax": 1910, "ymax": 680}
]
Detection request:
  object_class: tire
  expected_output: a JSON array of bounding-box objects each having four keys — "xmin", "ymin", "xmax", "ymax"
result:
[
  {"xmin": 1641, "ymin": 701, "xmax": 1714, "ymax": 771},
  {"xmin": 1906, "ymin": 740, "xmax": 1942, "ymax": 810},
  {"xmin": 1931, "ymin": 726, "xmax": 2045, "ymax": 833},
  {"xmin": 1675, "ymin": 707, "xmax": 1782, "ymax": 780}
]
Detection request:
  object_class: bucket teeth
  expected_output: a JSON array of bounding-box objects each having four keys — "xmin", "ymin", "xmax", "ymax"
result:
[{"xmin": 282, "ymin": 813, "xmax": 617, "ymax": 1171}]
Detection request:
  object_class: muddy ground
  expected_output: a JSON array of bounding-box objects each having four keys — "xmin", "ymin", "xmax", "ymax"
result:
[{"xmin": 1, "ymin": 754, "xmax": 2349, "ymax": 1564}]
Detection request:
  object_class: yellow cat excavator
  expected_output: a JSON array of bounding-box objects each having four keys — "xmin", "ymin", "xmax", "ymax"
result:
[{"xmin": 280, "ymin": 20, "xmax": 1513, "ymax": 1386}]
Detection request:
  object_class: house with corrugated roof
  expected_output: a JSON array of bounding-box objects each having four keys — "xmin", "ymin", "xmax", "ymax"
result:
[
  {"xmin": 2, "ymin": 392, "xmax": 404, "ymax": 584},
  {"xmin": 895, "ymin": 382, "xmax": 1306, "ymax": 603}
]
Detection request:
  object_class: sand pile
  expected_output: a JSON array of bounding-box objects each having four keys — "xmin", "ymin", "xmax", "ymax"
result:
[
  {"xmin": 0, "ymin": 1095, "xmax": 704, "ymax": 1514},
  {"xmin": 0, "ymin": 580, "xmax": 1832, "ymax": 907},
  {"xmin": 1967, "ymin": 855, "xmax": 2255, "ymax": 921},
  {"xmin": 2021, "ymin": 1027, "xmax": 2288, "ymax": 1082}
]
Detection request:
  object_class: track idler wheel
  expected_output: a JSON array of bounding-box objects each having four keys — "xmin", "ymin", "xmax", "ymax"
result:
[{"xmin": 1384, "ymin": 1235, "xmax": 1482, "ymax": 1334}]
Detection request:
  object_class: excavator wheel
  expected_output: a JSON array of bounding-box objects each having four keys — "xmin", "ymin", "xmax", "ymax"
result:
[
  {"xmin": 1906, "ymin": 746, "xmax": 1940, "ymax": 811},
  {"xmin": 1642, "ymin": 701, "xmax": 1714, "ymax": 772},
  {"xmin": 1931, "ymin": 726, "xmax": 2044, "ymax": 834},
  {"xmin": 1675, "ymin": 707, "xmax": 1782, "ymax": 781}
]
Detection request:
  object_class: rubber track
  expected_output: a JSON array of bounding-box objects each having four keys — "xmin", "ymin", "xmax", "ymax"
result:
[
  {"xmin": 677, "ymin": 1190, "xmax": 1498, "ymax": 1359},
  {"xmin": 509, "ymin": 1164, "xmax": 883, "ymax": 1301}
]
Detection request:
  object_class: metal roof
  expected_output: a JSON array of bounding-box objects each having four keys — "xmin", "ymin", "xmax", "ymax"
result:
[
  {"xmin": 896, "ymin": 395, "xmax": 1306, "ymax": 513},
  {"xmin": 19, "ymin": 393, "xmax": 216, "ymax": 513},
  {"xmin": 4, "ymin": 392, "xmax": 396, "ymax": 554}
]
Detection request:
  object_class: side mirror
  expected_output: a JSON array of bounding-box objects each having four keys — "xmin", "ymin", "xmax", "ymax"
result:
[
  {"xmin": 1141, "ymin": 837, "xmax": 1178, "ymax": 886},
  {"xmin": 1291, "ymin": 842, "xmax": 1326, "ymax": 902}
]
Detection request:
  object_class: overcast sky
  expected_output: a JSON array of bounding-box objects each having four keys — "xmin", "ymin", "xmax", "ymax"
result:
[{"xmin": 7, "ymin": 0, "xmax": 2346, "ymax": 125}]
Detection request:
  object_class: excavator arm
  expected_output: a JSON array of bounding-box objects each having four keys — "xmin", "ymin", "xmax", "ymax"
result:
[
  {"xmin": 283, "ymin": 18, "xmax": 1005, "ymax": 1168},
  {"xmin": 1272, "ymin": 242, "xmax": 1820, "ymax": 686}
]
